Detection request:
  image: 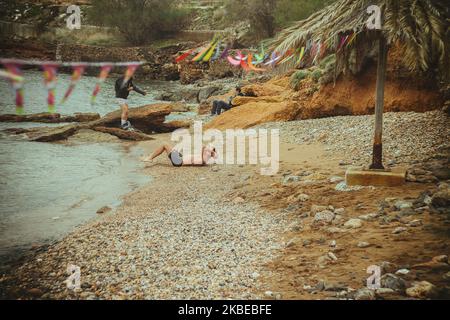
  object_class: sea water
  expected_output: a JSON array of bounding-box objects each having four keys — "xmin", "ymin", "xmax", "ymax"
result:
[{"xmin": 0, "ymin": 70, "xmax": 194, "ymax": 264}]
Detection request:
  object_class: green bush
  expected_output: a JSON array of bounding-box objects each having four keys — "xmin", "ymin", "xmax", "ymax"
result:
[
  {"xmin": 290, "ymin": 69, "xmax": 310, "ymax": 90},
  {"xmin": 87, "ymin": 0, "xmax": 190, "ymax": 45},
  {"xmin": 310, "ymin": 69, "xmax": 323, "ymax": 82}
]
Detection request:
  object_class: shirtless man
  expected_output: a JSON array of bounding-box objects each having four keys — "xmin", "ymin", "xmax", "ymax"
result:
[{"xmin": 142, "ymin": 144, "xmax": 217, "ymax": 167}]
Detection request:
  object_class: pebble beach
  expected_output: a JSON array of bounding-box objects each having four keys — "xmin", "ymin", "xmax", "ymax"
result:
[{"xmin": 1, "ymin": 110, "xmax": 449, "ymax": 300}]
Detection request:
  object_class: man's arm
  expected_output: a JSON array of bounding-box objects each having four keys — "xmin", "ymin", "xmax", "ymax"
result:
[{"xmin": 131, "ymin": 82, "xmax": 146, "ymax": 96}]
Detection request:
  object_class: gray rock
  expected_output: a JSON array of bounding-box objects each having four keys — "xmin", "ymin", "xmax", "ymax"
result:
[
  {"xmin": 406, "ymin": 281, "xmax": 438, "ymax": 299},
  {"xmin": 283, "ymin": 176, "xmax": 300, "ymax": 184},
  {"xmin": 357, "ymin": 242, "xmax": 371, "ymax": 248},
  {"xmin": 380, "ymin": 273, "xmax": 406, "ymax": 292},
  {"xmin": 313, "ymin": 210, "xmax": 335, "ymax": 225},
  {"xmin": 354, "ymin": 288, "xmax": 376, "ymax": 300},
  {"xmin": 392, "ymin": 227, "xmax": 408, "ymax": 234},
  {"xmin": 344, "ymin": 218, "xmax": 363, "ymax": 229}
]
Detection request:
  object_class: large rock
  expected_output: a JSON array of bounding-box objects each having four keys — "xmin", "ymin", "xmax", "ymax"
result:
[
  {"xmin": 92, "ymin": 127, "xmax": 153, "ymax": 141},
  {"xmin": 204, "ymin": 100, "xmax": 299, "ymax": 130},
  {"xmin": 430, "ymin": 183, "xmax": 450, "ymax": 213},
  {"xmin": 0, "ymin": 112, "xmax": 100, "ymax": 123},
  {"xmin": 27, "ymin": 124, "xmax": 82, "ymax": 142},
  {"xmin": 93, "ymin": 103, "xmax": 182, "ymax": 134},
  {"xmin": 406, "ymin": 281, "xmax": 438, "ymax": 299}
]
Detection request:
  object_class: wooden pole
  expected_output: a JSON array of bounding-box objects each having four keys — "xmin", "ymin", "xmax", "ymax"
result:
[{"xmin": 369, "ymin": 34, "xmax": 388, "ymax": 170}]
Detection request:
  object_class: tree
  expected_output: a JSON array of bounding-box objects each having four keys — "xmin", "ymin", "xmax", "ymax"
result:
[
  {"xmin": 225, "ymin": 0, "xmax": 277, "ymax": 39},
  {"xmin": 87, "ymin": 0, "xmax": 189, "ymax": 45},
  {"xmin": 271, "ymin": 0, "xmax": 449, "ymax": 170}
]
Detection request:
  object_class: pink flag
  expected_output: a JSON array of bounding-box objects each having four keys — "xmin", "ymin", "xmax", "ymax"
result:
[
  {"xmin": 3, "ymin": 63, "xmax": 25, "ymax": 114},
  {"xmin": 42, "ymin": 64, "xmax": 58, "ymax": 113},
  {"xmin": 120, "ymin": 64, "xmax": 140, "ymax": 89},
  {"xmin": 61, "ymin": 64, "xmax": 86, "ymax": 105},
  {"xmin": 91, "ymin": 64, "xmax": 112, "ymax": 105}
]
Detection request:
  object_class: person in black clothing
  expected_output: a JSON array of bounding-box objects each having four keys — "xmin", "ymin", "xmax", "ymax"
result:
[
  {"xmin": 115, "ymin": 76, "xmax": 147, "ymax": 130},
  {"xmin": 211, "ymin": 86, "xmax": 245, "ymax": 116}
]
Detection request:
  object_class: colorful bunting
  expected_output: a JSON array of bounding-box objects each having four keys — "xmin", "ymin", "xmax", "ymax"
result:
[
  {"xmin": 247, "ymin": 54, "xmax": 266, "ymax": 72},
  {"xmin": 91, "ymin": 64, "xmax": 112, "ymax": 105},
  {"xmin": 3, "ymin": 63, "xmax": 25, "ymax": 114},
  {"xmin": 175, "ymin": 49, "xmax": 195, "ymax": 63},
  {"xmin": 61, "ymin": 64, "xmax": 86, "ymax": 105},
  {"xmin": 42, "ymin": 63, "xmax": 58, "ymax": 113},
  {"xmin": 120, "ymin": 64, "xmax": 139, "ymax": 89},
  {"xmin": 297, "ymin": 47, "xmax": 305, "ymax": 64}
]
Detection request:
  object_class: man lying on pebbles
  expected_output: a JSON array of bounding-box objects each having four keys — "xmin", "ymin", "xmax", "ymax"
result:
[{"xmin": 141, "ymin": 144, "xmax": 218, "ymax": 167}]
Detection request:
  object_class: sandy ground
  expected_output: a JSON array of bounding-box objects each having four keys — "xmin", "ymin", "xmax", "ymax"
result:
[{"xmin": 0, "ymin": 111, "xmax": 449, "ymax": 300}]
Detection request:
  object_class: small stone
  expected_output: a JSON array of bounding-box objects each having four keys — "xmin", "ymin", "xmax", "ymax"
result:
[
  {"xmin": 96, "ymin": 206, "xmax": 112, "ymax": 214},
  {"xmin": 408, "ymin": 219, "xmax": 422, "ymax": 227},
  {"xmin": 395, "ymin": 269, "xmax": 410, "ymax": 275},
  {"xmin": 313, "ymin": 210, "xmax": 335, "ymax": 225},
  {"xmin": 283, "ymin": 176, "xmax": 300, "ymax": 184},
  {"xmin": 406, "ymin": 281, "xmax": 438, "ymax": 299},
  {"xmin": 251, "ymin": 272, "xmax": 260, "ymax": 279},
  {"xmin": 392, "ymin": 227, "xmax": 408, "ymax": 234},
  {"xmin": 380, "ymin": 273, "xmax": 406, "ymax": 292},
  {"xmin": 394, "ymin": 200, "xmax": 413, "ymax": 210},
  {"xmin": 334, "ymin": 208, "xmax": 345, "ymax": 215},
  {"xmin": 27, "ymin": 288, "xmax": 43, "ymax": 298},
  {"xmin": 432, "ymin": 255, "xmax": 448, "ymax": 263},
  {"xmin": 264, "ymin": 291, "xmax": 274, "ymax": 298},
  {"xmin": 344, "ymin": 218, "xmax": 363, "ymax": 229},
  {"xmin": 354, "ymin": 288, "xmax": 376, "ymax": 300},
  {"xmin": 329, "ymin": 240, "xmax": 337, "ymax": 247},
  {"xmin": 375, "ymin": 288, "xmax": 395, "ymax": 295},
  {"xmin": 358, "ymin": 213, "xmax": 379, "ymax": 221},
  {"xmin": 357, "ymin": 242, "xmax": 371, "ymax": 248},
  {"xmin": 328, "ymin": 252, "xmax": 338, "ymax": 261}
]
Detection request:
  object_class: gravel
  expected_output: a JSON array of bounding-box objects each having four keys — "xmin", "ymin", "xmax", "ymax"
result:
[
  {"xmin": 259, "ymin": 110, "xmax": 449, "ymax": 165},
  {"xmin": 0, "ymin": 165, "xmax": 287, "ymax": 300}
]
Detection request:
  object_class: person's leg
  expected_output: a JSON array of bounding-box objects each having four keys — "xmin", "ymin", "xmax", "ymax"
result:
[
  {"xmin": 143, "ymin": 144, "xmax": 173, "ymax": 162},
  {"xmin": 120, "ymin": 103, "xmax": 129, "ymax": 127},
  {"xmin": 217, "ymin": 101, "xmax": 231, "ymax": 115},
  {"xmin": 211, "ymin": 101, "xmax": 218, "ymax": 115}
]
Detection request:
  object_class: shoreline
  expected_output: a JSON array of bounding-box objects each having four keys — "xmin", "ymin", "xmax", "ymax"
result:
[{"xmin": 0, "ymin": 110, "xmax": 449, "ymax": 300}]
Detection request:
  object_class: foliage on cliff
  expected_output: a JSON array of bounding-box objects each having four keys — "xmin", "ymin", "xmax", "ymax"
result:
[{"xmin": 87, "ymin": 0, "xmax": 190, "ymax": 45}]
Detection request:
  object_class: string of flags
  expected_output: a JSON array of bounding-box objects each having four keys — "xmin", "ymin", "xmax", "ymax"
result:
[
  {"xmin": 175, "ymin": 31, "xmax": 360, "ymax": 71},
  {"xmin": 0, "ymin": 32, "xmax": 359, "ymax": 115},
  {"xmin": 0, "ymin": 59, "xmax": 144, "ymax": 114}
]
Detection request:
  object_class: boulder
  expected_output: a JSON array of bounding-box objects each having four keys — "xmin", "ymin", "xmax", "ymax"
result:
[
  {"xmin": 430, "ymin": 184, "xmax": 450, "ymax": 213},
  {"xmin": 27, "ymin": 124, "xmax": 82, "ymax": 142},
  {"xmin": 380, "ymin": 273, "xmax": 406, "ymax": 292},
  {"xmin": 406, "ymin": 281, "xmax": 438, "ymax": 299},
  {"xmin": 92, "ymin": 127, "xmax": 154, "ymax": 141},
  {"xmin": 0, "ymin": 112, "xmax": 100, "ymax": 123},
  {"xmin": 92, "ymin": 103, "xmax": 183, "ymax": 134}
]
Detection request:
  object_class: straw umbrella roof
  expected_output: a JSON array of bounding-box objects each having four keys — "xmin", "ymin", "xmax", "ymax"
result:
[{"xmin": 271, "ymin": 0, "xmax": 449, "ymax": 79}]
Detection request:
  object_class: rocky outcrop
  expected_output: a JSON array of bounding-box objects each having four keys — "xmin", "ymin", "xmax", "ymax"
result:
[
  {"xmin": 92, "ymin": 103, "xmax": 179, "ymax": 134},
  {"xmin": 4, "ymin": 103, "xmax": 189, "ymax": 142},
  {"xmin": 92, "ymin": 127, "xmax": 154, "ymax": 141},
  {"xmin": 26, "ymin": 124, "xmax": 82, "ymax": 142},
  {"xmin": 0, "ymin": 112, "xmax": 100, "ymax": 123},
  {"xmin": 204, "ymin": 65, "xmax": 445, "ymax": 130}
]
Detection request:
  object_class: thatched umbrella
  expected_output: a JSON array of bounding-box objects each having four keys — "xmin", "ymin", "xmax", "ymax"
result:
[{"xmin": 271, "ymin": 0, "xmax": 449, "ymax": 170}]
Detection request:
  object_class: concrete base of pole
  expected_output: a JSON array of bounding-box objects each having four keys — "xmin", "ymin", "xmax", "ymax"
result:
[{"xmin": 345, "ymin": 166, "xmax": 407, "ymax": 187}]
